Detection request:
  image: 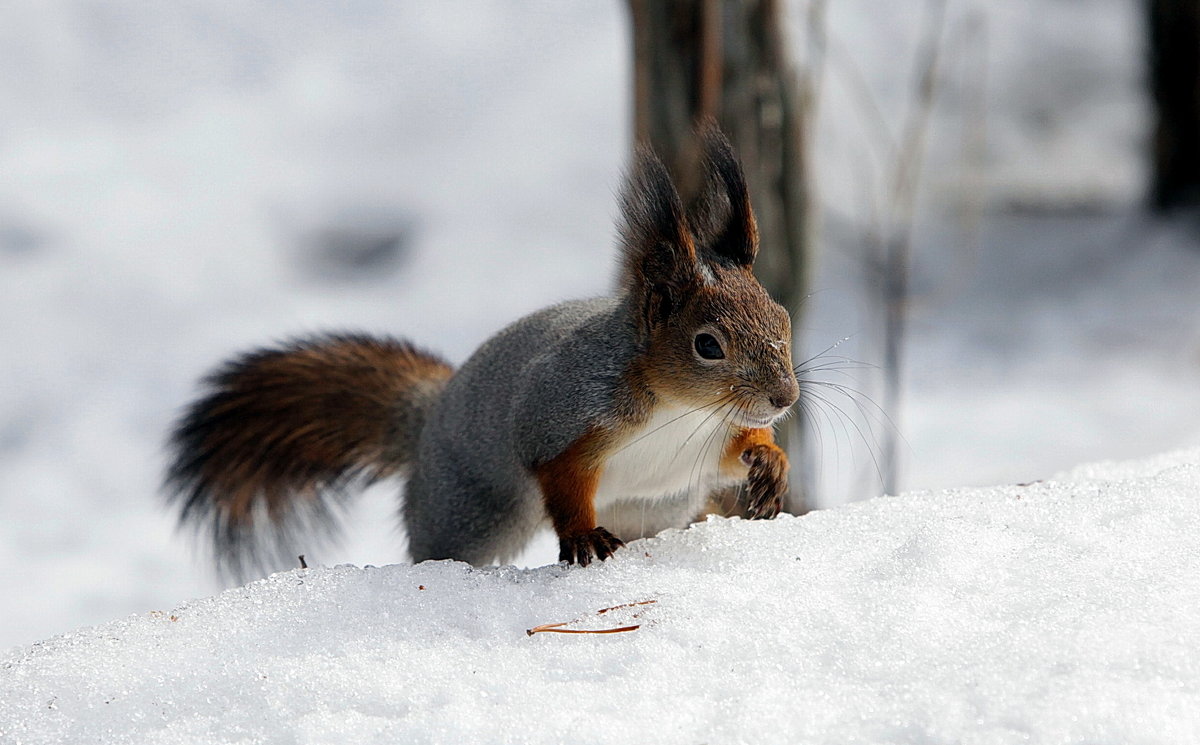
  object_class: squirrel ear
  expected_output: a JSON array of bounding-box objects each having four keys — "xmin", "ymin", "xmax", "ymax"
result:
[
  {"xmin": 686, "ymin": 124, "xmax": 759, "ymax": 269},
  {"xmin": 618, "ymin": 145, "xmax": 699, "ymax": 335}
]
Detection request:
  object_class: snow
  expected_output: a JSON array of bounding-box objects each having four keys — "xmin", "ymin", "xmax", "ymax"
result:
[{"xmin": 4, "ymin": 448, "xmax": 1200, "ymax": 744}]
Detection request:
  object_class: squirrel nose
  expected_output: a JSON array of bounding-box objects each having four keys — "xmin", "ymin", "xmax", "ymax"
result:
[
  {"xmin": 770, "ymin": 392, "xmax": 796, "ymax": 410},
  {"xmin": 769, "ymin": 374, "xmax": 799, "ymax": 410}
]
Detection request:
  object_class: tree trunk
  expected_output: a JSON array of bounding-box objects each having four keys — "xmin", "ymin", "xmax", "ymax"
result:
[
  {"xmin": 628, "ymin": 0, "xmax": 812, "ymax": 513},
  {"xmin": 1148, "ymin": 0, "xmax": 1200, "ymax": 210}
]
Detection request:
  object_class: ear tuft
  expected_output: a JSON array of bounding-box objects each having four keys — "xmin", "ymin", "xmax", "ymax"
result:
[
  {"xmin": 687, "ymin": 123, "xmax": 759, "ymax": 268},
  {"xmin": 618, "ymin": 146, "xmax": 698, "ymax": 336}
]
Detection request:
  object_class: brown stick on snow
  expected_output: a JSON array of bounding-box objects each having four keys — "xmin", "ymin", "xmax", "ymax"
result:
[
  {"xmin": 526, "ymin": 599, "xmax": 657, "ymax": 636},
  {"xmin": 526, "ymin": 623, "xmax": 641, "ymax": 637}
]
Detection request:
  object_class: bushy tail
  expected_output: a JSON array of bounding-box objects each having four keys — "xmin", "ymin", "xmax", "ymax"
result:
[{"xmin": 164, "ymin": 333, "xmax": 454, "ymax": 578}]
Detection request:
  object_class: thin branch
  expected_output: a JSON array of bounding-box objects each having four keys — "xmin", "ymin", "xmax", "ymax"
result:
[
  {"xmin": 878, "ymin": 0, "xmax": 948, "ymax": 494},
  {"xmin": 525, "ymin": 599, "xmax": 658, "ymax": 637},
  {"xmin": 527, "ymin": 624, "xmax": 642, "ymax": 636}
]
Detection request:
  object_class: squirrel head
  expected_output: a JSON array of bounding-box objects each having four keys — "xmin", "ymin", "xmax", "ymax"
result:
[{"xmin": 618, "ymin": 126, "xmax": 799, "ymax": 428}]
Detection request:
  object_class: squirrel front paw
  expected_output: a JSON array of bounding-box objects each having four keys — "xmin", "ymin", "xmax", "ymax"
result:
[
  {"xmin": 741, "ymin": 444, "xmax": 788, "ymax": 519},
  {"xmin": 559, "ymin": 527, "xmax": 624, "ymax": 566}
]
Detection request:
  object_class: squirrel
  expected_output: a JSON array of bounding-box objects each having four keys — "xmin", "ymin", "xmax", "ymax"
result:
[{"xmin": 164, "ymin": 125, "xmax": 799, "ymax": 578}]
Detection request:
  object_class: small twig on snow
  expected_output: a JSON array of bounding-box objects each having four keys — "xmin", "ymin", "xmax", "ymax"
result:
[
  {"xmin": 526, "ymin": 623, "xmax": 642, "ymax": 636},
  {"xmin": 526, "ymin": 599, "xmax": 658, "ymax": 637},
  {"xmin": 596, "ymin": 599, "xmax": 658, "ymax": 614}
]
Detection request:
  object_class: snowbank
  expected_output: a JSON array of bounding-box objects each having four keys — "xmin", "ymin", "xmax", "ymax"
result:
[{"xmin": 4, "ymin": 450, "xmax": 1199, "ymax": 744}]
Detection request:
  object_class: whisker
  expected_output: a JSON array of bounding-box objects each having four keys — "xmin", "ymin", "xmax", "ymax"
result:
[
  {"xmin": 689, "ymin": 396, "xmax": 742, "ymax": 504},
  {"xmin": 803, "ymin": 387, "xmax": 886, "ymax": 486},
  {"xmin": 795, "ymin": 359, "xmax": 877, "ymax": 376},
  {"xmin": 716, "ymin": 400, "xmax": 749, "ymax": 517},
  {"xmin": 796, "ymin": 397, "xmax": 836, "ymax": 477},
  {"xmin": 786, "ymin": 335, "xmax": 909, "ymax": 495},
  {"xmin": 611, "ymin": 391, "xmax": 738, "ymax": 455},
  {"xmin": 802, "ymin": 380, "xmax": 905, "ymax": 448},
  {"xmin": 672, "ymin": 394, "xmax": 739, "ymax": 461},
  {"xmin": 688, "ymin": 401, "xmax": 727, "ymax": 497},
  {"xmin": 799, "ymin": 390, "xmax": 848, "ymax": 477},
  {"xmin": 792, "ymin": 337, "xmax": 855, "ymax": 372}
]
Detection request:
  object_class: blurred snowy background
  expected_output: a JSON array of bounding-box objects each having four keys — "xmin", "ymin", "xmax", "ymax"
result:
[{"xmin": 1, "ymin": 0, "xmax": 1198, "ymax": 651}]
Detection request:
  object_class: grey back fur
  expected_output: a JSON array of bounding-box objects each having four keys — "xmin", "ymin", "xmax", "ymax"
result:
[{"xmin": 403, "ymin": 296, "xmax": 641, "ymax": 564}]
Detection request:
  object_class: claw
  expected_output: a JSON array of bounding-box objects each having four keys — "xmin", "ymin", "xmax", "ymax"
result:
[{"xmin": 559, "ymin": 527, "xmax": 625, "ymax": 566}]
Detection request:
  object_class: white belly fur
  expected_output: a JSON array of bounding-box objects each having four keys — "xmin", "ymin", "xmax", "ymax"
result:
[{"xmin": 594, "ymin": 403, "xmax": 745, "ymax": 509}]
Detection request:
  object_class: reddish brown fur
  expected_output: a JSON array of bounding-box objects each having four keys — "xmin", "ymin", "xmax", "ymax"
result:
[
  {"xmin": 534, "ymin": 430, "xmax": 606, "ymax": 539},
  {"xmin": 695, "ymin": 429, "xmax": 790, "ymax": 520},
  {"xmin": 166, "ymin": 334, "xmax": 453, "ymax": 572},
  {"xmin": 621, "ymin": 130, "xmax": 796, "ymax": 422},
  {"xmin": 722, "ymin": 427, "xmax": 779, "ymax": 472},
  {"xmin": 738, "ymin": 437, "xmax": 790, "ymax": 519},
  {"xmin": 636, "ymin": 266, "xmax": 794, "ymax": 415},
  {"xmin": 533, "ymin": 428, "xmax": 626, "ymax": 565}
]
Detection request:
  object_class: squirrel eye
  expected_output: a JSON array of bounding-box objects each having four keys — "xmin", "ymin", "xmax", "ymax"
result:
[{"xmin": 694, "ymin": 333, "xmax": 725, "ymax": 360}]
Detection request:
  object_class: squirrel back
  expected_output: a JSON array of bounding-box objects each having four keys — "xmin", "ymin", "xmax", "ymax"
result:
[{"xmin": 165, "ymin": 125, "xmax": 798, "ymax": 577}]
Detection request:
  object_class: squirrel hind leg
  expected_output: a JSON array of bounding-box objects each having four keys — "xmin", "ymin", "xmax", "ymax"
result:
[{"xmin": 402, "ymin": 467, "xmax": 542, "ymax": 566}]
